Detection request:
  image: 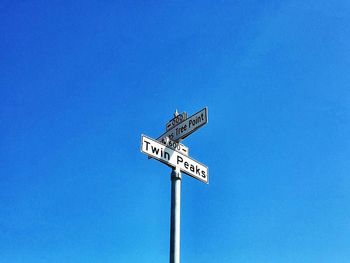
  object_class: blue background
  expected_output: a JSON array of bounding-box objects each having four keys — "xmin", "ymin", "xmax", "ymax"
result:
[{"xmin": 1, "ymin": 1, "xmax": 349, "ymax": 262}]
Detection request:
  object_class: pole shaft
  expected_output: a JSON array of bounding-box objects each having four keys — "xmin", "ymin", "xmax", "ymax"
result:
[{"xmin": 170, "ymin": 168, "xmax": 181, "ymax": 263}]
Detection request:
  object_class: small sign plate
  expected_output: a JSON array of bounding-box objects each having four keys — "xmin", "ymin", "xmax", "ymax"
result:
[{"xmin": 166, "ymin": 112, "xmax": 187, "ymax": 131}]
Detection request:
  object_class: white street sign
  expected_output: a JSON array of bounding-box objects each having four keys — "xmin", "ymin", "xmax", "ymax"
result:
[
  {"xmin": 158, "ymin": 107, "xmax": 208, "ymax": 143},
  {"xmin": 141, "ymin": 135, "xmax": 208, "ymax": 184},
  {"xmin": 166, "ymin": 112, "xmax": 187, "ymax": 131}
]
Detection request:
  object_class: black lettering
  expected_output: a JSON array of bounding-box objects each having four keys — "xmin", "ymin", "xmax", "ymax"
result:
[
  {"xmin": 184, "ymin": 161, "xmax": 189, "ymax": 169},
  {"xmin": 177, "ymin": 156, "xmax": 183, "ymax": 164},
  {"xmin": 201, "ymin": 170, "xmax": 206, "ymax": 178},
  {"xmin": 145, "ymin": 140, "xmax": 150, "ymax": 151},
  {"xmin": 164, "ymin": 151, "xmax": 170, "ymax": 160},
  {"xmin": 151, "ymin": 146, "xmax": 159, "ymax": 155},
  {"xmin": 196, "ymin": 165, "xmax": 201, "ymax": 175},
  {"xmin": 190, "ymin": 164, "xmax": 195, "ymax": 172}
]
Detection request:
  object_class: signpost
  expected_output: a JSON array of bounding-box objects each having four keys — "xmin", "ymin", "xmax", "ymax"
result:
[{"xmin": 140, "ymin": 107, "xmax": 209, "ymax": 263}]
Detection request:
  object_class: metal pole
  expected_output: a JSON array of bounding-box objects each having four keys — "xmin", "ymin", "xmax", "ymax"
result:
[{"xmin": 170, "ymin": 167, "xmax": 181, "ymax": 263}]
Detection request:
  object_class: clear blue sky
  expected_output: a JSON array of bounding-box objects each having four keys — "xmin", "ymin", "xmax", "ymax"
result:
[{"xmin": 1, "ymin": 1, "xmax": 350, "ymax": 262}]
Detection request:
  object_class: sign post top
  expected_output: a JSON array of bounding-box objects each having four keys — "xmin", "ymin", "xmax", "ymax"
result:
[
  {"xmin": 159, "ymin": 107, "xmax": 208, "ymax": 143},
  {"xmin": 141, "ymin": 106, "xmax": 209, "ymax": 184}
]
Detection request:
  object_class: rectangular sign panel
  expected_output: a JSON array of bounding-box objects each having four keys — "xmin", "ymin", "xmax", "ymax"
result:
[
  {"xmin": 166, "ymin": 112, "xmax": 187, "ymax": 131},
  {"xmin": 141, "ymin": 135, "xmax": 208, "ymax": 184},
  {"xmin": 158, "ymin": 107, "xmax": 208, "ymax": 143}
]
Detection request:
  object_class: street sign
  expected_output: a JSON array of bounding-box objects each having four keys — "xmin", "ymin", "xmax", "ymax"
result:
[
  {"xmin": 141, "ymin": 134, "xmax": 208, "ymax": 184},
  {"xmin": 166, "ymin": 112, "xmax": 187, "ymax": 131},
  {"xmin": 158, "ymin": 107, "xmax": 208, "ymax": 143}
]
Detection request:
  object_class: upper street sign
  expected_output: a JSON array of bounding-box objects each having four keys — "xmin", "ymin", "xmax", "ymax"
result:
[
  {"xmin": 141, "ymin": 134, "xmax": 208, "ymax": 184},
  {"xmin": 158, "ymin": 107, "xmax": 208, "ymax": 143}
]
